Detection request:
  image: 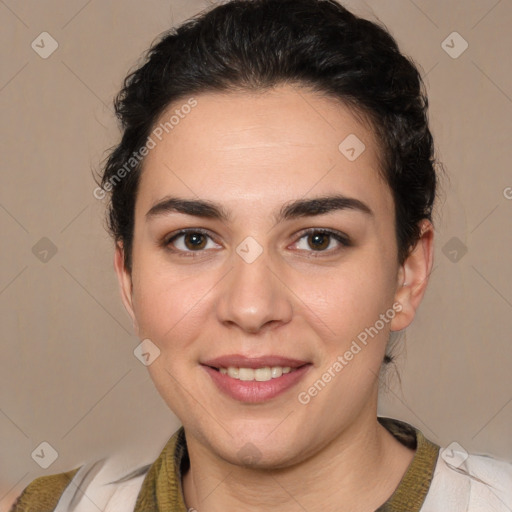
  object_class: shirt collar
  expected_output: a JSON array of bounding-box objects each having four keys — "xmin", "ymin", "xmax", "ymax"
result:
[
  {"xmin": 134, "ymin": 417, "xmax": 440, "ymax": 512},
  {"xmin": 376, "ymin": 417, "xmax": 440, "ymax": 511}
]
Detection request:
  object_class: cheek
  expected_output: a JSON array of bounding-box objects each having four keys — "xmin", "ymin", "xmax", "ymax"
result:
[
  {"xmin": 130, "ymin": 258, "xmax": 217, "ymax": 349},
  {"xmin": 294, "ymin": 254, "xmax": 396, "ymax": 343},
  {"xmin": 129, "ymin": 220, "xmax": 398, "ymax": 353}
]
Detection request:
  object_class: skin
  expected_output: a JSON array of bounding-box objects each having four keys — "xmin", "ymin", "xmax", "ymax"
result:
[{"xmin": 114, "ymin": 85, "xmax": 434, "ymax": 512}]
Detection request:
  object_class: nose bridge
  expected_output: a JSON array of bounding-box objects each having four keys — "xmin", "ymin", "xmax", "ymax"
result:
[{"xmin": 216, "ymin": 238, "xmax": 293, "ymax": 332}]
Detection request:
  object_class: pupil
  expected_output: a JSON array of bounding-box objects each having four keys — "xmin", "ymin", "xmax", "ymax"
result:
[
  {"xmin": 309, "ymin": 233, "xmax": 329, "ymax": 250},
  {"xmin": 185, "ymin": 233, "xmax": 206, "ymax": 250}
]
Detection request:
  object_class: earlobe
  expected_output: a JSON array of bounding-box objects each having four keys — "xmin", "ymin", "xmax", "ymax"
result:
[
  {"xmin": 391, "ymin": 219, "xmax": 434, "ymax": 332},
  {"xmin": 113, "ymin": 242, "xmax": 139, "ymax": 334}
]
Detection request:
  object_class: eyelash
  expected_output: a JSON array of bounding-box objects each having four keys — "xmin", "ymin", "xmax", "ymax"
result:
[{"xmin": 162, "ymin": 228, "xmax": 351, "ymax": 257}]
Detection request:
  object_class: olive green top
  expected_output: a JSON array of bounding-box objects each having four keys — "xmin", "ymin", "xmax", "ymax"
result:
[{"xmin": 10, "ymin": 417, "xmax": 440, "ymax": 512}]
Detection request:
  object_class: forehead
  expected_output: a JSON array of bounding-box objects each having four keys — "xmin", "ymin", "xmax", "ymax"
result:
[{"xmin": 136, "ymin": 85, "xmax": 393, "ymax": 217}]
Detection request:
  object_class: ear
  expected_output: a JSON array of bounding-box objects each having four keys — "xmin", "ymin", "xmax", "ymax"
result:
[
  {"xmin": 113, "ymin": 242, "xmax": 139, "ymax": 335},
  {"xmin": 390, "ymin": 219, "xmax": 434, "ymax": 332}
]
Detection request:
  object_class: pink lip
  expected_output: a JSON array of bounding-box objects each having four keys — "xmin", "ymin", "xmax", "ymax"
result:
[
  {"xmin": 201, "ymin": 354, "xmax": 310, "ymax": 369},
  {"xmin": 201, "ymin": 362, "xmax": 312, "ymax": 403}
]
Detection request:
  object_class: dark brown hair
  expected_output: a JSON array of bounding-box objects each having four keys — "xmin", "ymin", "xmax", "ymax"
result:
[{"xmin": 99, "ymin": 0, "xmax": 438, "ymax": 275}]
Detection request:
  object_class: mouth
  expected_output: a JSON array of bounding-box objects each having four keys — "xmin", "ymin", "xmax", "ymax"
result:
[
  {"xmin": 205, "ymin": 364, "xmax": 309, "ymax": 382},
  {"xmin": 200, "ymin": 355, "xmax": 312, "ymax": 403}
]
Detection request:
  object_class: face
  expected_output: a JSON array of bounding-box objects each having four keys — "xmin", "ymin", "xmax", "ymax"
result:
[{"xmin": 115, "ymin": 85, "xmax": 433, "ymax": 468}]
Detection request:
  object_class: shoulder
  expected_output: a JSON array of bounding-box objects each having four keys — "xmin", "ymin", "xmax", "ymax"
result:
[
  {"xmin": 9, "ymin": 458, "xmax": 152, "ymax": 512},
  {"xmin": 8, "ymin": 429, "xmax": 183, "ymax": 512},
  {"xmin": 9, "ymin": 466, "xmax": 82, "ymax": 512},
  {"xmin": 421, "ymin": 447, "xmax": 512, "ymax": 511}
]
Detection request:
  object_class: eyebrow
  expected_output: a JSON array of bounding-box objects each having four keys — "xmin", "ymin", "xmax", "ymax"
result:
[{"xmin": 145, "ymin": 194, "xmax": 373, "ymax": 223}]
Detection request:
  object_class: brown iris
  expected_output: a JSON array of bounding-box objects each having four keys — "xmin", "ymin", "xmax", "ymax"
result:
[
  {"xmin": 307, "ymin": 232, "xmax": 330, "ymax": 250},
  {"xmin": 184, "ymin": 233, "xmax": 207, "ymax": 250}
]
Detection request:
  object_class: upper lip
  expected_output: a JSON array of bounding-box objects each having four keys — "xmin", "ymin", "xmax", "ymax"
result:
[{"xmin": 201, "ymin": 354, "xmax": 311, "ymax": 369}]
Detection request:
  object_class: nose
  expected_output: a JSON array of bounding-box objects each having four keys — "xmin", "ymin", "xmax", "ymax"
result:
[{"xmin": 216, "ymin": 246, "xmax": 293, "ymax": 334}]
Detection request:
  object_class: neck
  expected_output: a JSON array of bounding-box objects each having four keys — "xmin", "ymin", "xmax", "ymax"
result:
[{"xmin": 181, "ymin": 407, "xmax": 415, "ymax": 512}]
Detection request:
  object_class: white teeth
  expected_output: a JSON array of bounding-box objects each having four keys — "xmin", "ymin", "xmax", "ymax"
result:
[
  {"xmin": 271, "ymin": 367, "xmax": 282, "ymax": 378},
  {"xmin": 219, "ymin": 365, "xmax": 297, "ymax": 382},
  {"xmin": 255, "ymin": 367, "xmax": 272, "ymax": 381},
  {"xmin": 239, "ymin": 368, "xmax": 255, "ymax": 381},
  {"xmin": 227, "ymin": 366, "xmax": 239, "ymax": 378}
]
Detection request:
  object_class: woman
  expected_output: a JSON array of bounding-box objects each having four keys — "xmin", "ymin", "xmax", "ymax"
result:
[{"xmin": 11, "ymin": 0, "xmax": 512, "ymax": 510}]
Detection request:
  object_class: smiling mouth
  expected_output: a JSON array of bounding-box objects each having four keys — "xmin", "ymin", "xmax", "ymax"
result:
[
  {"xmin": 206, "ymin": 364, "xmax": 309, "ymax": 382},
  {"xmin": 201, "ymin": 360, "xmax": 312, "ymax": 403}
]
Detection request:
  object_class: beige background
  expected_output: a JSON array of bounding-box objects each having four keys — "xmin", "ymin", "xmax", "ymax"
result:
[{"xmin": 1, "ymin": 0, "xmax": 511, "ymax": 509}]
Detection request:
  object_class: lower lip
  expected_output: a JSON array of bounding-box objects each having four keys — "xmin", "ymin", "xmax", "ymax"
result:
[{"xmin": 202, "ymin": 364, "xmax": 312, "ymax": 403}]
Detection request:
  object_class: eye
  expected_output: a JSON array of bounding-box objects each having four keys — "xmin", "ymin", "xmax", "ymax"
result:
[
  {"xmin": 292, "ymin": 229, "xmax": 351, "ymax": 253},
  {"xmin": 165, "ymin": 229, "xmax": 221, "ymax": 253},
  {"xmin": 163, "ymin": 228, "xmax": 350, "ymax": 256}
]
